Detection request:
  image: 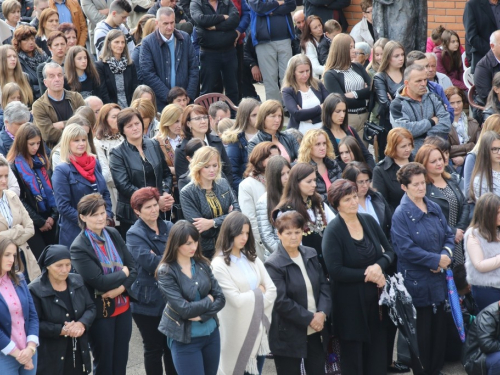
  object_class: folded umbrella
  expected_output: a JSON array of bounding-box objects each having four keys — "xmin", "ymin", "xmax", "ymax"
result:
[
  {"xmin": 380, "ymin": 273, "xmax": 424, "ymax": 372},
  {"xmin": 446, "ymin": 268, "xmax": 466, "ymax": 343}
]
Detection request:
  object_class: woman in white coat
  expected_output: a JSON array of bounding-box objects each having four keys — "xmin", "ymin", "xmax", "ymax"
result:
[
  {"xmin": 239, "ymin": 142, "xmax": 280, "ymax": 260},
  {"xmin": 212, "ymin": 211, "xmax": 276, "ymax": 375}
]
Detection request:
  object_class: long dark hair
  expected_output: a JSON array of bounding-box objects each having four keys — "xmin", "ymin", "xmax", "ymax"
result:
[
  {"xmin": 469, "ymin": 131, "xmax": 500, "ymax": 202},
  {"xmin": 338, "ymin": 136, "xmax": 365, "ymax": 163},
  {"xmin": 155, "ymin": 221, "xmax": 209, "ymax": 276},
  {"xmin": 471, "ymin": 192, "xmax": 500, "ymax": 242},
  {"xmin": 322, "ymin": 93, "xmax": 349, "ymax": 131},
  {"xmin": 265, "ymin": 156, "xmax": 291, "ymax": 221},
  {"xmin": 6, "ymin": 123, "xmax": 50, "ymax": 169},
  {"xmin": 215, "ymin": 211, "xmax": 257, "ymax": 265},
  {"xmin": 273, "ymin": 163, "xmax": 325, "ymax": 227},
  {"xmin": 440, "ymin": 29, "xmax": 462, "ymax": 74},
  {"xmin": 300, "ymin": 15, "xmax": 323, "ymax": 52},
  {"xmin": 0, "ymin": 238, "xmax": 22, "ymax": 285},
  {"xmin": 64, "ymin": 46, "xmax": 100, "ymax": 91}
]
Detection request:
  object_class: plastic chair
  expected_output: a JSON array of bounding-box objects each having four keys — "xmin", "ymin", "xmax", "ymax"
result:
[
  {"xmin": 463, "ymin": 67, "xmax": 474, "ymax": 90},
  {"xmin": 468, "ymin": 85, "xmax": 485, "ymax": 111},
  {"xmin": 194, "ymin": 93, "xmax": 238, "ymax": 112}
]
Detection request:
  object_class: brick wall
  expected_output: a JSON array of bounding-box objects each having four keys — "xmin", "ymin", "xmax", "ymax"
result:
[{"xmin": 343, "ymin": 0, "xmax": 468, "ymax": 43}]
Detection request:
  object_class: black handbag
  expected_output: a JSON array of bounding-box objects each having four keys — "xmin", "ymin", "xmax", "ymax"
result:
[
  {"xmin": 363, "ymin": 120, "xmax": 385, "ymax": 144},
  {"xmin": 171, "ymin": 203, "xmax": 184, "ymax": 222}
]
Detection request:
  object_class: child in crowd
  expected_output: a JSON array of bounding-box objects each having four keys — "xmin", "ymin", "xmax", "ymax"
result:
[
  {"xmin": 318, "ymin": 19, "xmax": 342, "ymax": 66},
  {"xmin": 217, "ymin": 118, "xmax": 234, "ymax": 140}
]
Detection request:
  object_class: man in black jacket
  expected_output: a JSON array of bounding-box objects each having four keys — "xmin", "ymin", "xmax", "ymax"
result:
[
  {"xmin": 464, "ymin": 0, "xmax": 498, "ymax": 72},
  {"xmin": 190, "ymin": 0, "xmax": 240, "ymax": 106},
  {"xmin": 303, "ymin": 0, "xmax": 349, "ymax": 31},
  {"xmin": 475, "ymin": 30, "xmax": 500, "ymax": 106},
  {"xmin": 242, "ymin": 32, "xmax": 260, "ymax": 100}
]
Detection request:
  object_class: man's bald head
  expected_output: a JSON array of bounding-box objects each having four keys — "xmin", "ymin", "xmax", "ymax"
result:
[
  {"xmin": 490, "ymin": 30, "xmax": 500, "ymax": 59},
  {"xmin": 293, "ymin": 10, "xmax": 305, "ymax": 32}
]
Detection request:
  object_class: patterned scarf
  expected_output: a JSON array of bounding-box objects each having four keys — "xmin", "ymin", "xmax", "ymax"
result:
[
  {"xmin": 452, "ymin": 112, "xmax": 470, "ymax": 144},
  {"xmin": 251, "ymin": 173, "xmax": 266, "ymax": 186},
  {"xmin": 107, "ymin": 56, "xmax": 128, "ymax": 74},
  {"xmin": 18, "ymin": 49, "xmax": 47, "ymax": 71},
  {"xmin": 85, "ymin": 228, "xmax": 127, "ymax": 306},
  {"xmin": 15, "ymin": 154, "xmax": 56, "ymax": 213}
]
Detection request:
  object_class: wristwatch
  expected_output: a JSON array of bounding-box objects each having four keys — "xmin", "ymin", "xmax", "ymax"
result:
[{"xmin": 213, "ymin": 220, "xmax": 218, "ymax": 229}]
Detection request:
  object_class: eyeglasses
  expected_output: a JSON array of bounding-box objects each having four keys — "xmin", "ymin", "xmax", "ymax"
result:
[
  {"xmin": 492, "ymin": 147, "xmax": 500, "ymax": 154},
  {"xmin": 356, "ymin": 179, "xmax": 372, "ymax": 186},
  {"xmin": 190, "ymin": 115, "xmax": 209, "ymax": 122}
]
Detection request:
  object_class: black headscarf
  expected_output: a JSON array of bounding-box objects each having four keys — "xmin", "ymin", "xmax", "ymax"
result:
[{"xmin": 37, "ymin": 245, "xmax": 71, "ymax": 271}]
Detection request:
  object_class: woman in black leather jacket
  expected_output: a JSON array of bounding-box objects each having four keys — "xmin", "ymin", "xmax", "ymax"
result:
[
  {"xmin": 415, "ymin": 144, "xmax": 470, "ymax": 265},
  {"xmin": 156, "ymin": 220, "xmax": 225, "ymax": 375},
  {"xmin": 109, "ymin": 108, "xmax": 174, "ymax": 238},
  {"xmin": 247, "ymin": 100, "xmax": 300, "ymax": 164},
  {"xmin": 179, "ymin": 146, "xmax": 240, "ymax": 259},
  {"xmin": 297, "ymin": 128, "xmax": 341, "ymax": 203},
  {"xmin": 373, "ymin": 41, "xmax": 406, "ymax": 160}
]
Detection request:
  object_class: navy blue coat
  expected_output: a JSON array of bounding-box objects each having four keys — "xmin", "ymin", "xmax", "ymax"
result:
[
  {"xmin": 0, "ymin": 129, "xmax": 13, "ymax": 156},
  {"xmin": 282, "ymin": 83, "xmax": 330, "ymax": 129},
  {"xmin": 126, "ymin": 218, "xmax": 173, "ymax": 316},
  {"xmin": 391, "ymin": 194, "xmax": 455, "ymax": 308},
  {"xmin": 140, "ymin": 29, "xmax": 199, "ymax": 111},
  {"xmin": 52, "ymin": 160, "xmax": 113, "ymax": 247},
  {"xmin": 247, "ymin": 0, "xmax": 296, "ymax": 46},
  {"xmin": 225, "ymin": 131, "xmax": 248, "ymax": 192},
  {"xmin": 0, "ymin": 275, "xmax": 39, "ymax": 352}
]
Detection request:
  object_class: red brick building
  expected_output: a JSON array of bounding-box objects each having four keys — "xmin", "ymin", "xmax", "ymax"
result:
[{"xmin": 344, "ymin": 0, "xmax": 468, "ymax": 43}]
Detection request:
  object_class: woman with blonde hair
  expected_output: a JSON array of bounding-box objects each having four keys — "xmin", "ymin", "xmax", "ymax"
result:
[
  {"xmin": 298, "ymin": 128, "xmax": 341, "ymax": 203},
  {"xmin": 64, "ymin": 45, "xmax": 101, "ymax": 99},
  {"xmin": 94, "ymin": 103, "xmax": 123, "ymax": 221},
  {"xmin": 366, "ymin": 37, "xmax": 389, "ymax": 77},
  {"xmin": 96, "ymin": 29, "xmax": 138, "ymax": 108},
  {"xmin": 35, "ymin": 8, "xmax": 59, "ymax": 56},
  {"xmin": 0, "ymin": 46, "xmax": 33, "ymax": 106},
  {"xmin": 222, "ymin": 98, "xmax": 260, "ymax": 191},
  {"xmin": 464, "ymin": 114, "xmax": 500, "ymax": 197},
  {"xmin": 52, "ymin": 124, "xmax": 113, "ymax": 246},
  {"xmin": 130, "ymin": 98, "xmax": 158, "ymax": 138},
  {"xmin": 180, "ymin": 146, "xmax": 240, "ymax": 258},
  {"xmin": 155, "ymin": 104, "xmax": 183, "ymax": 198},
  {"xmin": 282, "ymin": 54, "xmax": 329, "ymax": 133},
  {"xmin": 323, "ymin": 33, "xmax": 372, "ymax": 142},
  {"xmin": 247, "ymin": 100, "xmax": 300, "ymax": 163},
  {"xmin": 12, "ymin": 25, "xmax": 48, "ymax": 102}
]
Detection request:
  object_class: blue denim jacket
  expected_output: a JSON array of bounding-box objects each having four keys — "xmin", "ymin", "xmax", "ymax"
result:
[{"xmin": 391, "ymin": 194, "xmax": 455, "ymax": 307}]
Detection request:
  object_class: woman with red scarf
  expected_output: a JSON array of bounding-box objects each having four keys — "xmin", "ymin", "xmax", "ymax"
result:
[
  {"xmin": 52, "ymin": 124, "xmax": 113, "ymax": 247},
  {"xmin": 7, "ymin": 123, "xmax": 58, "ymax": 259}
]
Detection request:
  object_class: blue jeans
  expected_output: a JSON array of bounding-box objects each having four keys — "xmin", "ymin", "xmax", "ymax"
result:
[
  {"xmin": 471, "ymin": 285, "xmax": 500, "ymax": 312},
  {"xmin": 170, "ymin": 328, "xmax": 220, "ymax": 375},
  {"xmin": 486, "ymin": 351, "xmax": 500, "ymax": 375},
  {"xmin": 0, "ymin": 351, "xmax": 37, "ymax": 375}
]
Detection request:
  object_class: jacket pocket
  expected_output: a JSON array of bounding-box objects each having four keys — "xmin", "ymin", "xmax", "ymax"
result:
[
  {"xmin": 403, "ymin": 270, "xmax": 425, "ymax": 304},
  {"xmin": 132, "ymin": 282, "xmax": 161, "ymax": 306},
  {"xmin": 163, "ymin": 305, "xmax": 180, "ymax": 326}
]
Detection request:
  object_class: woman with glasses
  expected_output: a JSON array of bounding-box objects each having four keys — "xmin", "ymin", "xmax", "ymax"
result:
[
  {"xmin": 469, "ymin": 131, "xmax": 500, "ymax": 203},
  {"xmin": 174, "ymin": 105, "xmax": 233, "ymax": 186},
  {"xmin": 415, "ymin": 144, "xmax": 469, "ymax": 266}
]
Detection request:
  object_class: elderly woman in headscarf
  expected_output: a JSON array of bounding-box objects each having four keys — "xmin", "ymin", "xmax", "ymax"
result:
[{"xmin": 28, "ymin": 245, "xmax": 96, "ymax": 375}]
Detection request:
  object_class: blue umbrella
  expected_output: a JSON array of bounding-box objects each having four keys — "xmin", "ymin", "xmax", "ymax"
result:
[{"xmin": 446, "ymin": 268, "xmax": 466, "ymax": 343}]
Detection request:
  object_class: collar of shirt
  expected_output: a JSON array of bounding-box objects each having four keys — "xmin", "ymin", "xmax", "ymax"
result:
[
  {"xmin": 204, "ymin": 135, "xmax": 209, "ymax": 145},
  {"xmin": 168, "ymin": 134, "xmax": 182, "ymax": 144},
  {"xmin": 159, "ymin": 32, "xmax": 174, "ymax": 44},
  {"xmin": 48, "ymin": 91, "xmax": 65, "ymax": 102},
  {"xmin": 5, "ymin": 128, "xmax": 15, "ymax": 140},
  {"xmin": 229, "ymin": 252, "xmax": 248, "ymax": 263}
]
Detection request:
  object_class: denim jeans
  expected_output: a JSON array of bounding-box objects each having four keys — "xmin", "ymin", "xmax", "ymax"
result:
[
  {"xmin": 89, "ymin": 308, "xmax": 132, "ymax": 375},
  {"xmin": 132, "ymin": 313, "xmax": 177, "ymax": 375},
  {"xmin": 0, "ymin": 351, "xmax": 37, "ymax": 375},
  {"xmin": 486, "ymin": 351, "xmax": 500, "ymax": 375},
  {"xmin": 199, "ymin": 49, "xmax": 239, "ymax": 106},
  {"xmin": 170, "ymin": 328, "xmax": 220, "ymax": 375}
]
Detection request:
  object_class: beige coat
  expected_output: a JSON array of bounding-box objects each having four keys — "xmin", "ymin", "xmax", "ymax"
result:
[
  {"xmin": 212, "ymin": 255, "xmax": 276, "ymax": 375},
  {"xmin": 0, "ymin": 190, "xmax": 39, "ymax": 281}
]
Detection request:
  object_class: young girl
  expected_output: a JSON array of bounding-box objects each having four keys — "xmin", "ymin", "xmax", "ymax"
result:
[
  {"xmin": 338, "ymin": 136, "xmax": 366, "ymax": 167},
  {"xmin": 64, "ymin": 46, "xmax": 100, "ymax": 99}
]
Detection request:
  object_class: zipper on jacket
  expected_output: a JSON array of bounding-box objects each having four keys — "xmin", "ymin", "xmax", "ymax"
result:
[
  {"xmin": 164, "ymin": 310, "xmax": 180, "ymax": 326},
  {"xmin": 167, "ymin": 304, "xmax": 181, "ymax": 315}
]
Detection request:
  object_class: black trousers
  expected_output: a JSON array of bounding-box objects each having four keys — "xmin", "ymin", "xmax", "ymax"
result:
[
  {"xmin": 118, "ymin": 221, "xmax": 133, "ymax": 241},
  {"xmin": 273, "ymin": 332, "xmax": 325, "ymax": 375},
  {"xmin": 339, "ymin": 296, "xmax": 387, "ymax": 375},
  {"xmin": 89, "ymin": 308, "xmax": 133, "ymax": 375},
  {"xmin": 28, "ymin": 225, "xmax": 57, "ymax": 259},
  {"xmin": 412, "ymin": 304, "xmax": 447, "ymax": 375},
  {"xmin": 133, "ymin": 313, "xmax": 177, "ymax": 375}
]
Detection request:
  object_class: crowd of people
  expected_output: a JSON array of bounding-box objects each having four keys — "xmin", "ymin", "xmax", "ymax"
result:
[{"xmin": 0, "ymin": 0, "xmax": 500, "ymax": 375}]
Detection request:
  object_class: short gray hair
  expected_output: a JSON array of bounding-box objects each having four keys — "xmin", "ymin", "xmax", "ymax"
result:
[
  {"xmin": 156, "ymin": 6, "xmax": 174, "ymax": 19},
  {"xmin": 208, "ymin": 101, "xmax": 230, "ymax": 118},
  {"xmin": 84, "ymin": 95, "xmax": 103, "ymax": 106},
  {"xmin": 42, "ymin": 62, "xmax": 63, "ymax": 80},
  {"xmin": 355, "ymin": 42, "xmax": 371, "ymax": 56},
  {"xmin": 404, "ymin": 63, "xmax": 426, "ymax": 81},
  {"xmin": 425, "ymin": 52, "xmax": 437, "ymax": 62},
  {"xmin": 4, "ymin": 101, "xmax": 30, "ymax": 124}
]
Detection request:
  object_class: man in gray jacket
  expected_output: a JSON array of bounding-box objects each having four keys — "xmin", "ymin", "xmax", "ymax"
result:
[{"xmin": 390, "ymin": 64, "xmax": 451, "ymax": 155}]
